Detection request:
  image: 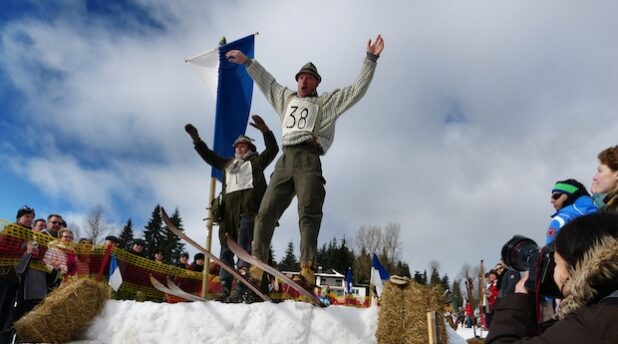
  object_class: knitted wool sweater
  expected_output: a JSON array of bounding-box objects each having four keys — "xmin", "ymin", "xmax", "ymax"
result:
[{"xmin": 245, "ymin": 53, "xmax": 378, "ymax": 154}]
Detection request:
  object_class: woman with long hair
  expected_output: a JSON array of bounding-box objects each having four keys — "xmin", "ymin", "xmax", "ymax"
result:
[{"xmin": 486, "ymin": 213, "xmax": 618, "ymax": 343}]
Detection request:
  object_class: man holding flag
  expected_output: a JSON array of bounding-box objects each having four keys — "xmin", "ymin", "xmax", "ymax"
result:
[
  {"xmin": 225, "ymin": 35, "xmax": 385, "ymax": 290},
  {"xmin": 185, "ymin": 115, "xmax": 278, "ymax": 301}
]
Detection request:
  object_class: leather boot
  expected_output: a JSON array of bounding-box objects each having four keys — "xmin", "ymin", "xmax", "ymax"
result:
[{"xmin": 249, "ymin": 265, "xmax": 264, "ymax": 283}]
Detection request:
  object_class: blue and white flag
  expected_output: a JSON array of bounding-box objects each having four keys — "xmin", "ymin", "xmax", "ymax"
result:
[
  {"xmin": 370, "ymin": 253, "xmax": 390, "ymax": 297},
  {"xmin": 108, "ymin": 255, "xmax": 123, "ymax": 291},
  {"xmin": 345, "ymin": 267, "xmax": 353, "ymax": 295},
  {"xmin": 186, "ymin": 35, "xmax": 256, "ymax": 181}
]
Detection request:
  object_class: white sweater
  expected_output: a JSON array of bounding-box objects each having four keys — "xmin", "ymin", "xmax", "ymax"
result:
[{"xmin": 245, "ymin": 54, "xmax": 378, "ymax": 154}]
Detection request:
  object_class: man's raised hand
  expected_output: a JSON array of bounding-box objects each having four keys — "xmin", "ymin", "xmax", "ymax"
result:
[
  {"xmin": 249, "ymin": 115, "xmax": 269, "ymax": 133},
  {"xmin": 185, "ymin": 124, "xmax": 201, "ymax": 142},
  {"xmin": 225, "ymin": 50, "xmax": 248, "ymax": 64},
  {"xmin": 367, "ymin": 34, "xmax": 385, "ymax": 56}
]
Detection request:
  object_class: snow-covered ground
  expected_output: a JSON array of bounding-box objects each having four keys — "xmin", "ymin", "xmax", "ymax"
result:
[
  {"xmin": 454, "ymin": 325, "xmax": 487, "ymax": 343},
  {"xmin": 68, "ymin": 300, "xmax": 480, "ymax": 343}
]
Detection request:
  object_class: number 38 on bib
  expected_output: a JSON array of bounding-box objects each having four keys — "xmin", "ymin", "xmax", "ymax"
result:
[{"xmin": 282, "ymin": 98, "xmax": 319, "ymax": 136}]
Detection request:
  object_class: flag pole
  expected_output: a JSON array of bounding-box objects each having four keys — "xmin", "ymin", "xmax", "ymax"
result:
[
  {"xmin": 185, "ymin": 32, "xmax": 259, "ymax": 63},
  {"xmin": 478, "ymin": 259, "xmax": 485, "ymax": 333},
  {"xmin": 201, "ymin": 177, "xmax": 217, "ymax": 297},
  {"xmin": 369, "ymin": 267, "xmax": 375, "ymax": 306}
]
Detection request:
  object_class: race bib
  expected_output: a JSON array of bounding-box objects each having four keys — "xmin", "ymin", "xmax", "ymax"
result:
[
  {"xmin": 225, "ymin": 161, "xmax": 254, "ymax": 194},
  {"xmin": 282, "ymin": 98, "xmax": 319, "ymax": 136}
]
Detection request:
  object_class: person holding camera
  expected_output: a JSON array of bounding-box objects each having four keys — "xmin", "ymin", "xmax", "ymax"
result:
[
  {"xmin": 592, "ymin": 145, "xmax": 618, "ymax": 213},
  {"xmin": 486, "ymin": 212, "xmax": 618, "ymax": 343}
]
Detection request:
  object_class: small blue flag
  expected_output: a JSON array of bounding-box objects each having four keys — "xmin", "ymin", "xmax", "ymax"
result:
[
  {"xmin": 372, "ymin": 253, "xmax": 390, "ymax": 280},
  {"xmin": 108, "ymin": 255, "xmax": 123, "ymax": 291},
  {"xmin": 345, "ymin": 267, "xmax": 353, "ymax": 294}
]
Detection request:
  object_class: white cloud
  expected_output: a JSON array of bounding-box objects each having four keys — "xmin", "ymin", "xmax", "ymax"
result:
[{"xmin": 1, "ymin": 0, "xmax": 617, "ymax": 278}]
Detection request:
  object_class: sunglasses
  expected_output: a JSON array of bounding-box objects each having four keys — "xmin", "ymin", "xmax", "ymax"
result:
[{"xmin": 551, "ymin": 193, "xmax": 564, "ymax": 200}]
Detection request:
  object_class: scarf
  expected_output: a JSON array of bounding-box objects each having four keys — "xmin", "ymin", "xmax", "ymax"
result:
[{"xmin": 228, "ymin": 151, "xmax": 256, "ymax": 174}]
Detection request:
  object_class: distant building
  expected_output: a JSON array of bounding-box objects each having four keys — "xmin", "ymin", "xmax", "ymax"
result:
[{"xmin": 282, "ymin": 267, "xmax": 367, "ymax": 299}]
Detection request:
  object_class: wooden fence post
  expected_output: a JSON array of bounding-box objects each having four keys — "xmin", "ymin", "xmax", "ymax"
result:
[{"xmin": 427, "ymin": 311, "xmax": 441, "ymax": 344}]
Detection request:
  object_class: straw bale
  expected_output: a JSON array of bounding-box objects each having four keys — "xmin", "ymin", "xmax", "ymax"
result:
[
  {"xmin": 14, "ymin": 277, "xmax": 110, "ymax": 343},
  {"xmin": 376, "ymin": 282, "xmax": 449, "ymax": 344}
]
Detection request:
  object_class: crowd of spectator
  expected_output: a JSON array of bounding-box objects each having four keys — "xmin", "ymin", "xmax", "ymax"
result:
[{"xmin": 0, "ymin": 209, "xmax": 203, "ymax": 342}]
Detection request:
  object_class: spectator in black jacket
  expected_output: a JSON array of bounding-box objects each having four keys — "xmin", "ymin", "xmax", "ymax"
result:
[
  {"xmin": 190, "ymin": 253, "xmax": 205, "ymax": 273},
  {"xmin": 486, "ymin": 213, "xmax": 618, "ymax": 344}
]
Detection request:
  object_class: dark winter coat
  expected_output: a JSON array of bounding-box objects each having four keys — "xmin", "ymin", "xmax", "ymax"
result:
[
  {"xmin": 193, "ymin": 130, "xmax": 279, "ymax": 245},
  {"xmin": 15, "ymin": 252, "xmax": 60, "ymax": 300},
  {"xmin": 486, "ymin": 236, "xmax": 618, "ymax": 343},
  {"xmin": 601, "ymin": 191, "xmax": 618, "ymax": 214},
  {"xmin": 190, "ymin": 263, "xmax": 204, "ymax": 273}
]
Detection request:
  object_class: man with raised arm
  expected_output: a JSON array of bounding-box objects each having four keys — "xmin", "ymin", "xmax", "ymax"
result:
[
  {"xmin": 225, "ymin": 35, "xmax": 385, "ymax": 288},
  {"xmin": 185, "ymin": 115, "xmax": 279, "ymax": 301}
]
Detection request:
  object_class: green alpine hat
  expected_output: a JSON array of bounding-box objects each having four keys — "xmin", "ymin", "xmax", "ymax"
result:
[{"xmin": 295, "ymin": 62, "xmax": 321, "ymax": 82}]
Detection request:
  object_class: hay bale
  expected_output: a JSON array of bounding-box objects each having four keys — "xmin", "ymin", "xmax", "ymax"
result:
[
  {"xmin": 376, "ymin": 282, "xmax": 449, "ymax": 344},
  {"xmin": 466, "ymin": 338, "xmax": 484, "ymax": 344},
  {"xmin": 14, "ymin": 278, "xmax": 110, "ymax": 343}
]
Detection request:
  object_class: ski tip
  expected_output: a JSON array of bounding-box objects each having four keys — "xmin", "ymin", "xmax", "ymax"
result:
[{"xmin": 160, "ymin": 207, "xmax": 169, "ymax": 219}]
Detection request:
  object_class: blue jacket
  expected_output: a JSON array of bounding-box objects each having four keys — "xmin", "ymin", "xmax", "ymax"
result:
[{"xmin": 546, "ymin": 195, "xmax": 598, "ymax": 245}]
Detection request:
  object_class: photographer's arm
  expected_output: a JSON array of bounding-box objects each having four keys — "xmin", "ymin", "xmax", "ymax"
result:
[{"xmin": 486, "ymin": 274, "xmax": 594, "ymax": 343}]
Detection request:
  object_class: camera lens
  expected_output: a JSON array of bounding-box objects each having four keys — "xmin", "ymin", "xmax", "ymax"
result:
[{"xmin": 501, "ymin": 235, "xmax": 540, "ymax": 271}]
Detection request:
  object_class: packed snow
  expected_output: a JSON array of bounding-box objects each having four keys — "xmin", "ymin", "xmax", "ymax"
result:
[{"xmin": 66, "ymin": 299, "xmax": 477, "ymax": 343}]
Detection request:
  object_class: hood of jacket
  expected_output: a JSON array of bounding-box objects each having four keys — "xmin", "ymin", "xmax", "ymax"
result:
[{"xmin": 557, "ymin": 235, "xmax": 618, "ymax": 319}]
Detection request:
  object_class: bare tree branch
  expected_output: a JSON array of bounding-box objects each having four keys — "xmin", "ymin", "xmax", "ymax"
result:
[
  {"xmin": 84, "ymin": 204, "xmax": 112, "ymax": 244},
  {"xmin": 383, "ymin": 222, "xmax": 402, "ymax": 266}
]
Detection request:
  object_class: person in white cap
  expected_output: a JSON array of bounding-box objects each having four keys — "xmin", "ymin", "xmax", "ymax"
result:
[{"xmin": 185, "ymin": 114, "xmax": 279, "ymax": 301}]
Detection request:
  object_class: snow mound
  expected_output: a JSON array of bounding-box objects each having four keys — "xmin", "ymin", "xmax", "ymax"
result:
[{"xmin": 72, "ymin": 300, "xmax": 379, "ymax": 344}]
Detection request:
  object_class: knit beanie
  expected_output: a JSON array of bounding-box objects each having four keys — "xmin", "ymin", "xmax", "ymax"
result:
[
  {"xmin": 16, "ymin": 206, "xmax": 35, "ymax": 220},
  {"xmin": 552, "ymin": 179, "xmax": 590, "ymax": 208}
]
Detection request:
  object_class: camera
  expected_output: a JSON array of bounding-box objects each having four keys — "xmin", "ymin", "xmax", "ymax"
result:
[{"xmin": 501, "ymin": 235, "xmax": 562, "ymax": 298}]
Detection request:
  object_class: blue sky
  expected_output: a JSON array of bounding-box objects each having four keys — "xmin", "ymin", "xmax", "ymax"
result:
[{"xmin": 1, "ymin": 0, "xmax": 617, "ymax": 279}]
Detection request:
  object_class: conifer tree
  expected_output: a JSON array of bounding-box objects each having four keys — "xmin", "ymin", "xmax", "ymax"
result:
[
  {"xmin": 353, "ymin": 248, "xmax": 371, "ymax": 284},
  {"xmin": 394, "ymin": 261, "xmax": 411, "ymax": 277},
  {"xmin": 441, "ymin": 274, "xmax": 450, "ymax": 292},
  {"xmin": 278, "ymin": 241, "xmax": 299, "ymax": 271},
  {"xmin": 118, "ymin": 218, "xmax": 134, "ymax": 250},
  {"xmin": 331, "ymin": 237, "xmax": 355, "ymax": 274},
  {"xmin": 430, "ymin": 267, "xmax": 442, "ymax": 287},
  {"xmin": 451, "ymin": 279, "xmax": 464, "ymax": 308},
  {"xmin": 413, "ymin": 270, "xmax": 427, "ymax": 284},
  {"xmin": 143, "ymin": 205, "xmax": 164, "ymax": 259},
  {"xmin": 268, "ymin": 245, "xmax": 277, "ymax": 268},
  {"xmin": 316, "ymin": 242, "xmax": 329, "ymax": 270},
  {"xmin": 161, "ymin": 208, "xmax": 186, "ymax": 265}
]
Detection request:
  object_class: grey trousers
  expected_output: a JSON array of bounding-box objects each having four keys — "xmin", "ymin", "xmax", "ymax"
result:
[
  {"xmin": 252, "ymin": 144, "xmax": 326, "ymax": 267},
  {"xmin": 219, "ymin": 214, "xmax": 253, "ymax": 290}
]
